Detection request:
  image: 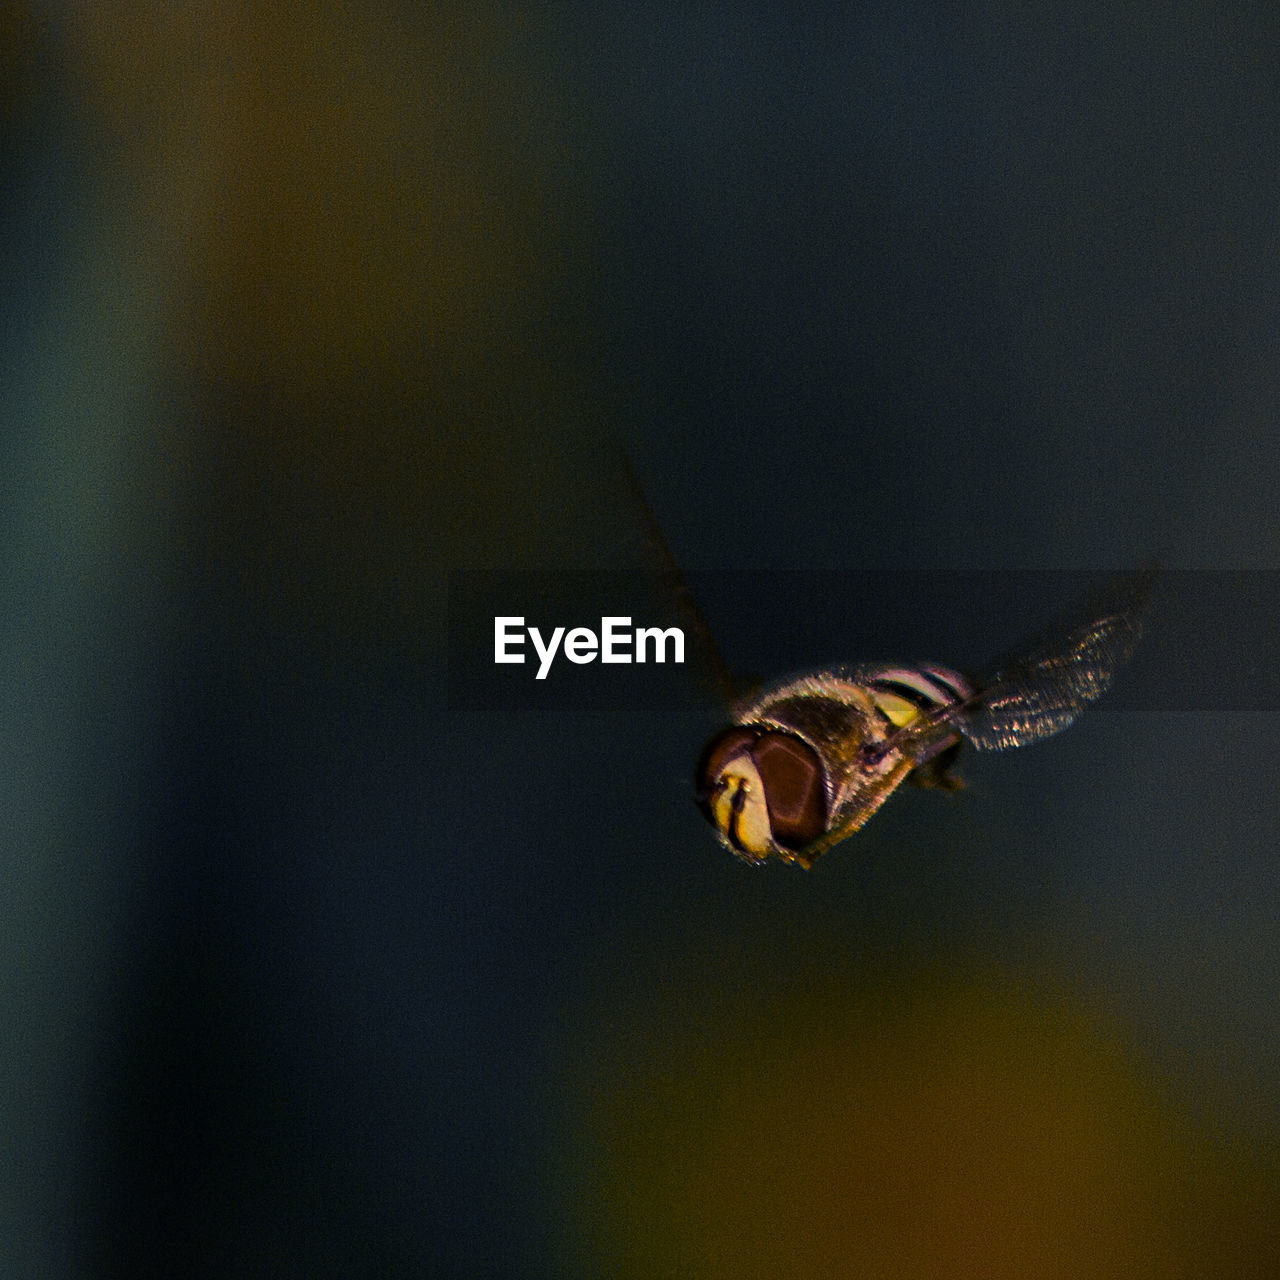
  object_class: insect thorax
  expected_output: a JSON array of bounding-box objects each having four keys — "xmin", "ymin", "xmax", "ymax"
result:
[{"xmin": 738, "ymin": 674, "xmax": 889, "ymax": 785}]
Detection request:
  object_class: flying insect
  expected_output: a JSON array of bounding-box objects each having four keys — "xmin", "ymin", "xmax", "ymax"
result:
[
  {"xmin": 695, "ymin": 570, "xmax": 1156, "ymax": 867},
  {"xmin": 617, "ymin": 452, "xmax": 1155, "ymax": 870}
]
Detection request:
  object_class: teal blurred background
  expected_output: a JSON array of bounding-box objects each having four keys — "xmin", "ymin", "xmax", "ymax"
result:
[{"xmin": 2, "ymin": 3, "xmax": 1278, "ymax": 1276}]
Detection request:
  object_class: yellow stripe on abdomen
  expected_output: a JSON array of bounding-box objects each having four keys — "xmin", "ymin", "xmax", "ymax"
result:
[{"xmin": 869, "ymin": 689, "xmax": 922, "ymax": 728}]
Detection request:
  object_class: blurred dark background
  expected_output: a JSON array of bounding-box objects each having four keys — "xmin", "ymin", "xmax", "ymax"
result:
[{"xmin": 3, "ymin": 3, "xmax": 1279, "ymax": 1276}]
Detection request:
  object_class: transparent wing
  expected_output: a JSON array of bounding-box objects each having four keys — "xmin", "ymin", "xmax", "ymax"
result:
[
  {"xmin": 615, "ymin": 447, "xmax": 742, "ymax": 709},
  {"xmin": 872, "ymin": 565, "xmax": 1158, "ymax": 761},
  {"xmin": 959, "ymin": 565, "xmax": 1157, "ymax": 750}
]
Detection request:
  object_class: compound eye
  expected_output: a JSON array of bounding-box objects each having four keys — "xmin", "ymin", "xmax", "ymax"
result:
[{"xmin": 750, "ymin": 731, "xmax": 827, "ymax": 851}]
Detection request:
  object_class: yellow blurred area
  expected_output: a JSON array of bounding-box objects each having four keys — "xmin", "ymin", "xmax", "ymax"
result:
[
  {"xmin": 53, "ymin": 1, "xmax": 611, "ymax": 614},
  {"xmin": 566, "ymin": 976, "xmax": 1279, "ymax": 1279},
  {"xmin": 0, "ymin": 1, "xmax": 34, "ymax": 115},
  {"xmin": 65, "ymin": 2, "xmax": 564, "ymax": 386}
]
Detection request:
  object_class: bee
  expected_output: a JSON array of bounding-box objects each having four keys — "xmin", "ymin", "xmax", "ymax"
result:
[
  {"xmin": 616, "ymin": 450, "xmax": 1154, "ymax": 869},
  {"xmin": 694, "ymin": 570, "xmax": 1156, "ymax": 868}
]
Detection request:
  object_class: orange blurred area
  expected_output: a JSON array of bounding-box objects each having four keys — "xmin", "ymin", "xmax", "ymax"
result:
[{"xmin": 563, "ymin": 973, "xmax": 1279, "ymax": 1279}]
